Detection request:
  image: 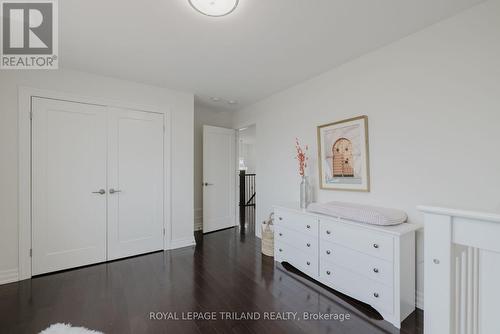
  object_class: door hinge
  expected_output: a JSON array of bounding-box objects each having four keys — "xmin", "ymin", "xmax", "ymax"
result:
[
  {"xmin": 163, "ymin": 228, "xmax": 165, "ymax": 236},
  {"xmin": 30, "ymin": 111, "xmax": 33, "ymax": 120},
  {"xmin": 163, "ymin": 124, "xmax": 166, "ymax": 133},
  {"xmin": 29, "ymin": 248, "xmax": 32, "ymax": 257}
]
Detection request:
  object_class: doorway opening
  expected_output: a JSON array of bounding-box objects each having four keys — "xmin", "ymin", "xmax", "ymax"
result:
[{"xmin": 237, "ymin": 125, "xmax": 256, "ymax": 234}]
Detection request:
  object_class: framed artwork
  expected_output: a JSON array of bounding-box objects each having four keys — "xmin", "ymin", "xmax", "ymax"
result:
[{"xmin": 317, "ymin": 115, "xmax": 370, "ymax": 191}]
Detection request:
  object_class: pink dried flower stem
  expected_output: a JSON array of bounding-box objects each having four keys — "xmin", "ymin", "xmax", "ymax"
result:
[{"xmin": 295, "ymin": 138, "xmax": 309, "ymax": 177}]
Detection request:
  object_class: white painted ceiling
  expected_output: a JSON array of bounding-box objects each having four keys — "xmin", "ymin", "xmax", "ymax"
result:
[{"xmin": 61, "ymin": 0, "xmax": 483, "ymax": 110}]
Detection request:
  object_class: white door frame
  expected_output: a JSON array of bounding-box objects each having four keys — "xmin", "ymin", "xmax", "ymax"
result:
[
  {"xmin": 18, "ymin": 86, "xmax": 172, "ymax": 281},
  {"xmin": 235, "ymin": 124, "xmax": 257, "ymax": 237},
  {"xmin": 235, "ymin": 128, "xmax": 242, "ymax": 228}
]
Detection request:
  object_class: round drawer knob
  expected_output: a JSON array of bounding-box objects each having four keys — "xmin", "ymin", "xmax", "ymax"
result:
[
  {"xmin": 373, "ymin": 292, "xmax": 379, "ymax": 298},
  {"xmin": 326, "ymin": 270, "xmax": 331, "ymax": 275},
  {"xmin": 306, "ymin": 225, "xmax": 311, "ymax": 229},
  {"xmin": 279, "ymin": 217, "xmax": 283, "ymax": 221},
  {"xmin": 306, "ymin": 261, "xmax": 310, "ymax": 266},
  {"xmin": 306, "ymin": 243, "xmax": 311, "ymax": 247},
  {"xmin": 279, "ymin": 248, "xmax": 282, "ymax": 252},
  {"xmin": 373, "ymin": 243, "xmax": 379, "ymax": 249},
  {"xmin": 373, "ymin": 268, "xmax": 379, "ymax": 273},
  {"xmin": 279, "ymin": 233, "xmax": 283, "ymax": 236},
  {"xmin": 326, "ymin": 230, "xmax": 331, "ymax": 235},
  {"xmin": 326, "ymin": 250, "xmax": 331, "ymax": 255}
]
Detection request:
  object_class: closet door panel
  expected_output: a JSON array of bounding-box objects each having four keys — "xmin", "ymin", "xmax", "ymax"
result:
[
  {"xmin": 107, "ymin": 108, "xmax": 164, "ymax": 260},
  {"xmin": 32, "ymin": 98, "xmax": 107, "ymax": 275}
]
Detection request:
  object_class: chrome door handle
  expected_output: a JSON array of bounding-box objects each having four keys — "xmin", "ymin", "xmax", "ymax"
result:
[
  {"xmin": 109, "ymin": 188, "xmax": 121, "ymax": 194},
  {"xmin": 92, "ymin": 189, "xmax": 106, "ymax": 195},
  {"xmin": 203, "ymin": 182, "xmax": 214, "ymax": 186}
]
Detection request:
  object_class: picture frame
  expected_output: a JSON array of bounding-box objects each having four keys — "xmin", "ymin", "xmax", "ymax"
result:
[{"xmin": 317, "ymin": 115, "xmax": 370, "ymax": 191}]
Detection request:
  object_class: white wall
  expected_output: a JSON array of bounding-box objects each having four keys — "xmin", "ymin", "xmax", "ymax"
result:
[
  {"xmin": 239, "ymin": 143, "xmax": 256, "ymax": 173},
  {"xmin": 193, "ymin": 105, "xmax": 234, "ymax": 230},
  {"xmin": 0, "ymin": 69, "xmax": 194, "ymax": 283},
  {"xmin": 232, "ymin": 0, "xmax": 500, "ymax": 309},
  {"xmin": 238, "ymin": 125, "xmax": 256, "ymax": 173}
]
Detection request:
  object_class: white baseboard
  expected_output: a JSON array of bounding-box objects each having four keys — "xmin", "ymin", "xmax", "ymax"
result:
[
  {"xmin": 194, "ymin": 208, "xmax": 203, "ymax": 231},
  {"xmin": 416, "ymin": 289, "xmax": 424, "ymax": 310},
  {"xmin": 0, "ymin": 268, "xmax": 18, "ymax": 285},
  {"xmin": 169, "ymin": 236, "xmax": 196, "ymax": 250}
]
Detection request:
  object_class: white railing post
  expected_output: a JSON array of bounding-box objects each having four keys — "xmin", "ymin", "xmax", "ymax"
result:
[{"xmin": 423, "ymin": 212, "xmax": 453, "ymax": 334}]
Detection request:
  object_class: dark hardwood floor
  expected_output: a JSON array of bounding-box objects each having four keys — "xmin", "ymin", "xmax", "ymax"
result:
[{"xmin": 0, "ymin": 226, "xmax": 422, "ymax": 334}]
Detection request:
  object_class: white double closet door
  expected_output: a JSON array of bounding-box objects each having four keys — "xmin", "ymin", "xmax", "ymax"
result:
[{"xmin": 32, "ymin": 97, "xmax": 165, "ymax": 275}]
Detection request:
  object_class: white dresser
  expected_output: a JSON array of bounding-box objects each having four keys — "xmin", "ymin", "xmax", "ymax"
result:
[{"xmin": 273, "ymin": 203, "xmax": 421, "ymax": 328}]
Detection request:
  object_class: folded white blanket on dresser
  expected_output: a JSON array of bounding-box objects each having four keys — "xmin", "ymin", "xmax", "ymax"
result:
[{"xmin": 307, "ymin": 201, "xmax": 407, "ymax": 226}]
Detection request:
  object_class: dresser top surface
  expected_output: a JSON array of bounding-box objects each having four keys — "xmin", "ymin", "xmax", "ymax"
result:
[{"xmin": 274, "ymin": 203, "xmax": 422, "ymax": 236}]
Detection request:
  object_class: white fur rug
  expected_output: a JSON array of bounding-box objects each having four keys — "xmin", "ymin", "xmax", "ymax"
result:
[{"xmin": 39, "ymin": 323, "xmax": 104, "ymax": 334}]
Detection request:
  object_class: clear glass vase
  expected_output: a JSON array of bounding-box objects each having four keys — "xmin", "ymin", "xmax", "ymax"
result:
[{"xmin": 300, "ymin": 175, "xmax": 311, "ymax": 209}]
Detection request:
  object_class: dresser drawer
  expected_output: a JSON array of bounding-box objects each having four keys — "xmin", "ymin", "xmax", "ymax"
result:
[
  {"xmin": 275, "ymin": 208, "xmax": 318, "ymax": 237},
  {"xmin": 275, "ymin": 225, "xmax": 318, "ymax": 256},
  {"xmin": 319, "ymin": 218, "xmax": 394, "ymax": 261},
  {"xmin": 319, "ymin": 261, "xmax": 393, "ymax": 313},
  {"xmin": 320, "ymin": 240, "xmax": 393, "ymax": 286},
  {"xmin": 275, "ymin": 241, "xmax": 318, "ymax": 278}
]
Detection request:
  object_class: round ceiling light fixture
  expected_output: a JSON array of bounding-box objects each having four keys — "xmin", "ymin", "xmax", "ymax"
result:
[{"xmin": 188, "ymin": 0, "xmax": 239, "ymax": 17}]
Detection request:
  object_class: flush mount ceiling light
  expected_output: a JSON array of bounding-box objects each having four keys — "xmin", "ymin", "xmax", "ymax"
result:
[
  {"xmin": 210, "ymin": 97, "xmax": 239, "ymax": 105},
  {"xmin": 188, "ymin": 0, "xmax": 239, "ymax": 17}
]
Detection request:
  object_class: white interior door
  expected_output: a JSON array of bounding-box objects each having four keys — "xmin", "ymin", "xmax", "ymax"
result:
[
  {"xmin": 203, "ymin": 125, "xmax": 236, "ymax": 233},
  {"xmin": 32, "ymin": 98, "xmax": 107, "ymax": 275},
  {"xmin": 107, "ymin": 108, "xmax": 164, "ymax": 260}
]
